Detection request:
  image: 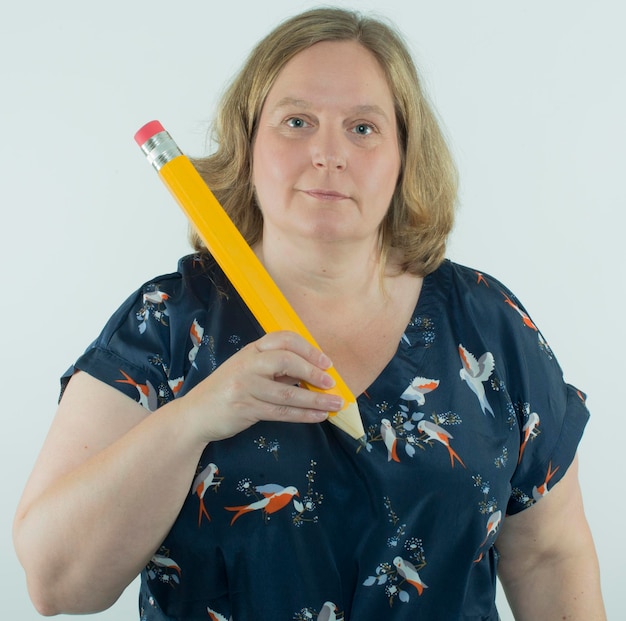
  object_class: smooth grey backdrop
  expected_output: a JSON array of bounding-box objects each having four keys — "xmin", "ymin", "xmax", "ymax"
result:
[{"xmin": 2, "ymin": 1, "xmax": 623, "ymax": 618}]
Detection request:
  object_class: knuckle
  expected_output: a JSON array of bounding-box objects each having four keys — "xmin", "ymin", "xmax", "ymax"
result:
[
  {"xmin": 277, "ymin": 385, "xmax": 297, "ymax": 404},
  {"xmin": 276, "ymin": 351, "xmax": 293, "ymax": 373},
  {"xmin": 273, "ymin": 404, "xmax": 293, "ymax": 420},
  {"xmin": 308, "ymin": 366, "xmax": 324, "ymax": 383}
]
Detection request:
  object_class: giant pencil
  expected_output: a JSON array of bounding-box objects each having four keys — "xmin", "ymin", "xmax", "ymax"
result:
[{"xmin": 134, "ymin": 120, "xmax": 365, "ymax": 442}]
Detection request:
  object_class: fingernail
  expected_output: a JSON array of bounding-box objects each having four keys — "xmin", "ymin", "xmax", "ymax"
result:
[
  {"xmin": 321, "ymin": 373, "xmax": 336, "ymax": 389},
  {"xmin": 319, "ymin": 353, "xmax": 333, "ymax": 369},
  {"xmin": 327, "ymin": 397, "xmax": 344, "ymax": 411}
]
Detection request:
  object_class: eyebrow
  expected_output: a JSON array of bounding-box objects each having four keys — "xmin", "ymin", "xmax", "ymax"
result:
[{"xmin": 272, "ymin": 97, "xmax": 390, "ymax": 120}]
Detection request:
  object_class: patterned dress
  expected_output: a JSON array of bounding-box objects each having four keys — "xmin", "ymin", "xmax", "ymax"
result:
[{"xmin": 61, "ymin": 255, "xmax": 589, "ymax": 620}]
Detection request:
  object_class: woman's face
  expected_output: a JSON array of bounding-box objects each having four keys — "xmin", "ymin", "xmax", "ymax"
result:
[{"xmin": 252, "ymin": 40, "xmax": 401, "ymax": 247}]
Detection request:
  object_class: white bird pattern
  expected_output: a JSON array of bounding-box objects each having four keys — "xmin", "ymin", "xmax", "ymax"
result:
[
  {"xmin": 393, "ymin": 556, "xmax": 428, "ymax": 596},
  {"xmin": 400, "ymin": 376, "xmax": 440, "ymax": 406},
  {"xmin": 151, "ymin": 553, "xmax": 181, "ymax": 576},
  {"xmin": 417, "ymin": 420, "xmax": 465, "ymax": 468},
  {"xmin": 317, "ymin": 601, "xmax": 338, "ymax": 621},
  {"xmin": 518, "ymin": 412, "xmax": 540, "ymax": 463},
  {"xmin": 192, "ymin": 462, "xmax": 220, "ymax": 526},
  {"xmin": 188, "ymin": 318, "xmax": 204, "ymax": 368},
  {"xmin": 380, "ymin": 418, "xmax": 400, "ymax": 462},
  {"xmin": 481, "ymin": 510, "xmax": 502, "ymax": 546},
  {"xmin": 143, "ymin": 289, "xmax": 170, "ymax": 305},
  {"xmin": 458, "ymin": 344, "xmax": 495, "ymax": 416},
  {"xmin": 168, "ymin": 375, "xmax": 184, "ymax": 396}
]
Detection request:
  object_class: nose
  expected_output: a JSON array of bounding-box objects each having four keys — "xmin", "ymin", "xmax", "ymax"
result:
[{"xmin": 311, "ymin": 129, "xmax": 346, "ymax": 171}]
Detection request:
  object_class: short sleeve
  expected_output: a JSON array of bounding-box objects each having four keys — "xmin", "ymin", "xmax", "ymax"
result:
[
  {"xmin": 492, "ymin": 282, "xmax": 590, "ymax": 515},
  {"xmin": 60, "ymin": 276, "xmax": 183, "ymax": 412}
]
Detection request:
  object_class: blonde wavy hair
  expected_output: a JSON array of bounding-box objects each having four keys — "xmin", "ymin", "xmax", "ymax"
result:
[{"xmin": 192, "ymin": 7, "xmax": 458, "ymax": 276}]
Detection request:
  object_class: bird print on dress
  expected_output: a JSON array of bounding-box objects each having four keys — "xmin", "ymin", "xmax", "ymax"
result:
[
  {"xmin": 362, "ymin": 374, "xmax": 441, "ymax": 460},
  {"xmin": 206, "ymin": 606, "xmax": 232, "ymax": 621},
  {"xmin": 417, "ymin": 420, "xmax": 466, "ymax": 468},
  {"xmin": 191, "ymin": 463, "xmax": 222, "ymax": 526},
  {"xmin": 224, "ymin": 483, "xmax": 299, "ymax": 525},
  {"xmin": 293, "ymin": 601, "xmax": 343, "ymax": 621},
  {"xmin": 518, "ymin": 412, "xmax": 540, "ymax": 463},
  {"xmin": 291, "ymin": 460, "xmax": 325, "ymax": 526},
  {"xmin": 137, "ymin": 286, "xmax": 170, "ymax": 334},
  {"xmin": 475, "ymin": 271, "xmax": 489, "ymax": 287},
  {"xmin": 115, "ymin": 369, "xmax": 158, "ymax": 411},
  {"xmin": 143, "ymin": 289, "xmax": 170, "ymax": 306},
  {"xmin": 400, "ymin": 376, "xmax": 439, "ymax": 406},
  {"xmin": 393, "ymin": 556, "xmax": 428, "ymax": 596},
  {"xmin": 364, "ymin": 402, "xmax": 464, "ymax": 467},
  {"xmin": 147, "ymin": 549, "xmax": 181, "ymax": 587},
  {"xmin": 471, "ymin": 473, "xmax": 502, "ymax": 562},
  {"xmin": 458, "ymin": 344, "xmax": 495, "ymax": 416},
  {"xmin": 317, "ymin": 601, "xmax": 339, "ymax": 621},
  {"xmin": 480, "ymin": 510, "xmax": 502, "ymax": 547},
  {"xmin": 501, "ymin": 291, "xmax": 538, "ymax": 331},
  {"xmin": 363, "ymin": 496, "xmax": 428, "ymax": 606},
  {"xmin": 168, "ymin": 375, "xmax": 184, "ymax": 396},
  {"xmin": 188, "ymin": 318, "xmax": 204, "ymax": 368},
  {"xmin": 532, "ymin": 461, "xmax": 560, "ymax": 501},
  {"xmin": 381, "ymin": 418, "xmax": 400, "ymax": 462}
]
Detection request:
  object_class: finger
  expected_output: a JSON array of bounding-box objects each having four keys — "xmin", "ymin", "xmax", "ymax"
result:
[
  {"xmin": 253, "ymin": 348, "xmax": 336, "ymax": 393},
  {"xmin": 254, "ymin": 331, "xmax": 333, "ymax": 371},
  {"xmin": 250, "ymin": 377, "xmax": 341, "ymax": 421}
]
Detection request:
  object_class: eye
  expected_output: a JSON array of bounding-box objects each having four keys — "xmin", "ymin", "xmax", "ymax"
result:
[
  {"xmin": 285, "ymin": 117, "xmax": 308, "ymax": 129},
  {"xmin": 351, "ymin": 122, "xmax": 375, "ymax": 136}
]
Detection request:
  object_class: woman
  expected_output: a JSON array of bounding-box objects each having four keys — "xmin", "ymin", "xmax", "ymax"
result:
[{"xmin": 13, "ymin": 7, "xmax": 605, "ymax": 620}]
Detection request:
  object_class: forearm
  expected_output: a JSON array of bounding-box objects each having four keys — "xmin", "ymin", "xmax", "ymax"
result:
[
  {"xmin": 499, "ymin": 549, "xmax": 606, "ymax": 620},
  {"xmin": 13, "ymin": 398, "xmax": 206, "ymax": 615}
]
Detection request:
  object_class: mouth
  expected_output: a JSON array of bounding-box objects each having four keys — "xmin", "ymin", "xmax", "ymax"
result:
[{"xmin": 303, "ymin": 189, "xmax": 350, "ymax": 201}]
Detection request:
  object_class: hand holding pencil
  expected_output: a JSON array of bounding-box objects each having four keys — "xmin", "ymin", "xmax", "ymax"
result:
[{"xmin": 135, "ymin": 120, "xmax": 366, "ymax": 443}]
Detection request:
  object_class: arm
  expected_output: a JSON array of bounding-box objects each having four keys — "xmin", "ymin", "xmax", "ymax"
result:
[
  {"xmin": 13, "ymin": 332, "xmax": 341, "ymax": 616},
  {"xmin": 496, "ymin": 455, "xmax": 606, "ymax": 620}
]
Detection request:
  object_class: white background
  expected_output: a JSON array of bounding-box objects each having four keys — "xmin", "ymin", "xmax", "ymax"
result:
[{"xmin": 2, "ymin": 1, "xmax": 623, "ymax": 618}]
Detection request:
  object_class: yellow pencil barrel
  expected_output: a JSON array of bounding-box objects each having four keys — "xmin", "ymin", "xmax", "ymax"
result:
[{"xmin": 135, "ymin": 121, "xmax": 365, "ymax": 442}]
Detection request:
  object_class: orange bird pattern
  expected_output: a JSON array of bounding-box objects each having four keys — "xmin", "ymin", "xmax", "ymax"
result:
[
  {"xmin": 417, "ymin": 420, "xmax": 466, "ymax": 468},
  {"xmin": 191, "ymin": 463, "xmax": 221, "ymax": 526},
  {"xmin": 502, "ymin": 291, "xmax": 538, "ymax": 331},
  {"xmin": 115, "ymin": 369, "xmax": 158, "ymax": 411},
  {"xmin": 533, "ymin": 461, "xmax": 560, "ymax": 501},
  {"xmin": 224, "ymin": 484, "xmax": 299, "ymax": 525}
]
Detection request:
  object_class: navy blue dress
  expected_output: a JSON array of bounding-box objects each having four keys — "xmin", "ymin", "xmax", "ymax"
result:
[{"xmin": 62, "ymin": 255, "xmax": 589, "ymax": 620}]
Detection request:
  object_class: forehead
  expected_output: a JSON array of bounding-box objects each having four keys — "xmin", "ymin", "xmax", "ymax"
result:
[{"xmin": 265, "ymin": 40, "xmax": 394, "ymax": 110}]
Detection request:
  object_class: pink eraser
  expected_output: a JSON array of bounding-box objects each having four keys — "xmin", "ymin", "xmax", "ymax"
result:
[{"xmin": 134, "ymin": 120, "xmax": 165, "ymax": 146}]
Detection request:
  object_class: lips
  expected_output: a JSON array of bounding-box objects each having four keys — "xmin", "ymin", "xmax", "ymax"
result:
[{"xmin": 304, "ymin": 189, "xmax": 350, "ymax": 201}]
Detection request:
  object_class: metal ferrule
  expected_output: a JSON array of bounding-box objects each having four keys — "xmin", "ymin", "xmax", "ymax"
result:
[{"xmin": 140, "ymin": 130, "xmax": 182, "ymax": 171}]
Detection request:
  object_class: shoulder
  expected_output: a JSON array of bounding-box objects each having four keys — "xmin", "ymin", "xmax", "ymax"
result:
[
  {"xmin": 431, "ymin": 259, "xmax": 558, "ymax": 378},
  {"xmin": 64, "ymin": 254, "xmax": 249, "ymax": 407},
  {"xmin": 139, "ymin": 253, "xmax": 229, "ymax": 309},
  {"xmin": 96, "ymin": 254, "xmax": 229, "ymax": 342},
  {"xmin": 432, "ymin": 259, "xmax": 535, "ymax": 326},
  {"xmin": 76, "ymin": 253, "xmax": 241, "ymax": 374}
]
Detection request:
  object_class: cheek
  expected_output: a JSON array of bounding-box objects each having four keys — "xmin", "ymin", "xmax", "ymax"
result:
[
  {"xmin": 253, "ymin": 139, "xmax": 294, "ymax": 188},
  {"xmin": 360, "ymin": 154, "xmax": 401, "ymax": 202},
  {"xmin": 252, "ymin": 144, "xmax": 296, "ymax": 214}
]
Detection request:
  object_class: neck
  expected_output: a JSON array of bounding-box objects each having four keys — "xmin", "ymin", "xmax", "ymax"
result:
[{"xmin": 254, "ymin": 233, "xmax": 388, "ymax": 305}]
